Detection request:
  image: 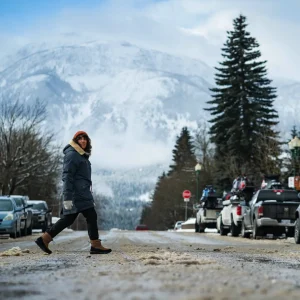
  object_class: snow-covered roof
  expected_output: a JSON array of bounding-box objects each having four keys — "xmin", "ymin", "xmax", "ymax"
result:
[
  {"xmin": 27, "ymin": 200, "xmax": 46, "ymax": 204},
  {"xmin": 182, "ymin": 218, "xmax": 196, "ymax": 225}
]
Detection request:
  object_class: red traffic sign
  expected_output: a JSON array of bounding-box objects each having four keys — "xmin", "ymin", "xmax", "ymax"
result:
[{"xmin": 182, "ymin": 190, "xmax": 191, "ymax": 199}]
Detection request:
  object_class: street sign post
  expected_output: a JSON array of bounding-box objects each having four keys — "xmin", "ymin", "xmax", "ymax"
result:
[
  {"xmin": 182, "ymin": 190, "xmax": 191, "ymax": 220},
  {"xmin": 182, "ymin": 190, "xmax": 191, "ymax": 199}
]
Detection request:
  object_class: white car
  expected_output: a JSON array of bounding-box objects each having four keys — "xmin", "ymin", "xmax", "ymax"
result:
[
  {"xmin": 218, "ymin": 196, "xmax": 246, "ymax": 236},
  {"xmin": 174, "ymin": 221, "xmax": 184, "ymax": 231},
  {"xmin": 195, "ymin": 199, "xmax": 223, "ymax": 233}
]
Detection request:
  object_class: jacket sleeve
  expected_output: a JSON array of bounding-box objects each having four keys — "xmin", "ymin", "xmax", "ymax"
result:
[{"xmin": 62, "ymin": 151, "xmax": 79, "ymax": 201}]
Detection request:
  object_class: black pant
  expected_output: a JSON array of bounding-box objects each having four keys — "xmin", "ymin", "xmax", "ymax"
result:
[{"xmin": 47, "ymin": 207, "xmax": 99, "ymax": 240}]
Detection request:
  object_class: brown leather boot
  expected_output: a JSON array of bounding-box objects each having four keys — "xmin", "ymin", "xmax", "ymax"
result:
[
  {"xmin": 90, "ymin": 239, "xmax": 112, "ymax": 254},
  {"xmin": 35, "ymin": 232, "xmax": 53, "ymax": 254}
]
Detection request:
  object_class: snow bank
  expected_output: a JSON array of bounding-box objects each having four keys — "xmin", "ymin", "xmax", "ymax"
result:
[{"xmin": 0, "ymin": 247, "xmax": 30, "ymax": 256}]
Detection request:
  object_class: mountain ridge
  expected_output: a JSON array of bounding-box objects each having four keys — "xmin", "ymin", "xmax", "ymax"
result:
[{"xmin": 0, "ymin": 40, "xmax": 299, "ymax": 200}]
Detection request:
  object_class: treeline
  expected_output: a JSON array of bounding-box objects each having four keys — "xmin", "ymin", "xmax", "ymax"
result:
[
  {"xmin": 140, "ymin": 15, "xmax": 299, "ymax": 230},
  {"xmin": 0, "ymin": 99, "xmax": 61, "ymax": 215},
  {"xmin": 141, "ymin": 126, "xmax": 214, "ymax": 230}
]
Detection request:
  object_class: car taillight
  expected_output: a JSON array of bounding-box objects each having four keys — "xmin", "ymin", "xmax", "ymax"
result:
[
  {"xmin": 258, "ymin": 206, "xmax": 263, "ymax": 217},
  {"xmin": 273, "ymin": 189, "xmax": 283, "ymax": 193},
  {"xmin": 236, "ymin": 205, "xmax": 242, "ymax": 216}
]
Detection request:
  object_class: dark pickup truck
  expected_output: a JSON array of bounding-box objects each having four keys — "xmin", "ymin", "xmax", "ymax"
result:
[
  {"xmin": 28, "ymin": 200, "xmax": 52, "ymax": 232},
  {"xmin": 241, "ymin": 189, "xmax": 300, "ymax": 239}
]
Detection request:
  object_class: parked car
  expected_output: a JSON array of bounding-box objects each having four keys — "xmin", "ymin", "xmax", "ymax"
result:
[
  {"xmin": 135, "ymin": 224, "xmax": 149, "ymax": 231},
  {"xmin": 181, "ymin": 218, "xmax": 197, "ymax": 230},
  {"xmin": 242, "ymin": 189, "xmax": 300, "ymax": 239},
  {"xmin": 28, "ymin": 200, "xmax": 52, "ymax": 232},
  {"xmin": 195, "ymin": 197, "xmax": 223, "ymax": 233},
  {"xmin": 218, "ymin": 195, "xmax": 254, "ymax": 237},
  {"xmin": 0, "ymin": 197, "xmax": 23, "ymax": 238},
  {"xmin": 174, "ymin": 221, "xmax": 184, "ymax": 231},
  {"xmin": 10, "ymin": 195, "xmax": 33, "ymax": 236}
]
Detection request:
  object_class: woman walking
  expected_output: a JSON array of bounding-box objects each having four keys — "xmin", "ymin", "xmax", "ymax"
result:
[{"xmin": 35, "ymin": 131, "xmax": 111, "ymax": 255}]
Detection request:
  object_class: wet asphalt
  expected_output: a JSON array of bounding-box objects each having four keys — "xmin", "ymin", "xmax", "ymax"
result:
[{"xmin": 1, "ymin": 229, "xmax": 300, "ymax": 300}]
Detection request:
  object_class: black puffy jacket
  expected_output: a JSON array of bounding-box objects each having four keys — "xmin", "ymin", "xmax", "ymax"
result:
[{"xmin": 62, "ymin": 140, "xmax": 94, "ymax": 215}]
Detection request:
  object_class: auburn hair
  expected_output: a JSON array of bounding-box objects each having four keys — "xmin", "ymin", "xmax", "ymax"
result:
[{"xmin": 73, "ymin": 134, "xmax": 92, "ymax": 154}]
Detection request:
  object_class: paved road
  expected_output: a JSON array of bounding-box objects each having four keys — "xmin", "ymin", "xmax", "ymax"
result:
[{"xmin": 1, "ymin": 230, "xmax": 300, "ymax": 300}]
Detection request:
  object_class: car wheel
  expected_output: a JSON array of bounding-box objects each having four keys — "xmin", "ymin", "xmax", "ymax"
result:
[
  {"xmin": 220, "ymin": 217, "xmax": 228, "ymax": 236},
  {"xmin": 230, "ymin": 218, "xmax": 241, "ymax": 237},
  {"xmin": 199, "ymin": 218, "xmax": 205, "ymax": 233},
  {"xmin": 27, "ymin": 221, "xmax": 33, "ymax": 235},
  {"xmin": 10, "ymin": 223, "xmax": 17, "ymax": 239},
  {"xmin": 195, "ymin": 221, "xmax": 199, "ymax": 233},
  {"xmin": 241, "ymin": 219, "xmax": 250, "ymax": 238},
  {"xmin": 294, "ymin": 218, "xmax": 300, "ymax": 244},
  {"xmin": 287, "ymin": 227, "xmax": 295, "ymax": 238},
  {"xmin": 21, "ymin": 220, "xmax": 27, "ymax": 236},
  {"xmin": 253, "ymin": 219, "xmax": 263, "ymax": 239}
]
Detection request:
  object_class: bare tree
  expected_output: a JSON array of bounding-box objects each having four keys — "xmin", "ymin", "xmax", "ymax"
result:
[
  {"xmin": 251, "ymin": 131, "xmax": 281, "ymax": 186},
  {"xmin": 194, "ymin": 122, "xmax": 214, "ymax": 169},
  {"xmin": 0, "ymin": 99, "xmax": 61, "ymax": 196}
]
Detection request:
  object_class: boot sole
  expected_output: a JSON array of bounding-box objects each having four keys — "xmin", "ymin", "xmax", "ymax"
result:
[
  {"xmin": 90, "ymin": 249, "xmax": 112, "ymax": 254},
  {"xmin": 35, "ymin": 237, "xmax": 52, "ymax": 254}
]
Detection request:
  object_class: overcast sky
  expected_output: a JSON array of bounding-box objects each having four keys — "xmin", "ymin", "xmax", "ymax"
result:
[{"xmin": 0, "ymin": 0, "xmax": 299, "ymax": 81}]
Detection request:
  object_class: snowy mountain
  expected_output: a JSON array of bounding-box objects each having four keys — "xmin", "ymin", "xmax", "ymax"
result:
[{"xmin": 0, "ymin": 40, "xmax": 298, "ymax": 200}]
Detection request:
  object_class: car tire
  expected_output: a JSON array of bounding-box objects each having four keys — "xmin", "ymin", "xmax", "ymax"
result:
[
  {"xmin": 287, "ymin": 227, "xmax": 295, "ymax": 238},
  {"xmin": 27, "ymin": 221, "xmax": 33, "ymax": 235},
  {"xmin": 198, "ymin": 218, "xmax": 205, "ymax": 233},
  {"xmin": 10, "ymin": 223, "xmax": 17, "ymax": 239},
  {"xmin": 195, "ymin": 221, "xmax": 199, "ymax": 233},
  {"xmin": 241, "ymin": 219, "xmax": 250, "ymax": 238},
  {"xmin": 220, "ymin": 217, "xmax": 229, "ymax": 236},
  {"xmin": 230, "ymin": 217, "xmax": 241, "ymax": 237},
  {"xmin": 294, "ymin": 218, "xmax": 300, "ymax": 244},
  {"xmin": 21, "ymin": 220, "xmax": 27, "ymax": 236},
  {"xmin": 199, "ymin": 224, "xmax": 205, "ymax": 233},
  {"xmin": 16, "ymin": 221, "xmax": 21, "ymax": 238},
  {"xmin": 253, "ymin": 219, "xmax": 263, "ymax": 239}
]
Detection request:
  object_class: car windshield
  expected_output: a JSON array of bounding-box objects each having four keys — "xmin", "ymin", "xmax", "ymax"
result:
[
  {"xmin": 32, "ymin": 203, "xmax": 47, "ymax": 210},
  {"xmin": 0, "ymin": 200, "xmax": 13, "ymax": 211},
  {"xmin": 12, "ymin": 197, "xmax": 23, "ymax": 207}
]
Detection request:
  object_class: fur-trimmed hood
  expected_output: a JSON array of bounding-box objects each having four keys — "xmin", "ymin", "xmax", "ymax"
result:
[{"xmin": 63, "ymin": 140, "xmax": 90, "ymax": 156}]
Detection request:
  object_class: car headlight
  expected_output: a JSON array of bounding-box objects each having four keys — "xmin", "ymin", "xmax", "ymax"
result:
[{"xmin": 3, "ymin": 213, "xmax": 14, "ymax": 221}]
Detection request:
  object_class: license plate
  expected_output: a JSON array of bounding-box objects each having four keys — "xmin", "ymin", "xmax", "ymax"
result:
[{"xmin": 281, "ymin": 219, "xmax": 290, "ymax": 224}]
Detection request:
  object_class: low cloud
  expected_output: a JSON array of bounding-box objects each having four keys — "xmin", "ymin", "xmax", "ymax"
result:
[{"xmin": 1, "ymin": 0, "xmax": 299, "ymax": 81}]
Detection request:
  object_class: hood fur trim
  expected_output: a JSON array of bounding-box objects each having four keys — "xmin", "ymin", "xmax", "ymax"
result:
[{"xmin": 69, "ymin": 140, "xmax": 88, "ymax": 156}]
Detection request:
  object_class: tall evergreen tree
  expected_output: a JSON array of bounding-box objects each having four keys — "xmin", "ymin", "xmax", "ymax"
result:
[
  {"xmin": 206, "ymin": 15, "xmax": 280, "ymax": 187},
  {"xmin": 168, "ymin": 127, "xmax": 196, "ymax": 175}
]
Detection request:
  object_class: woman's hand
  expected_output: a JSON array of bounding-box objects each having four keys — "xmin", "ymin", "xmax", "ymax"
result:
[{"xmin": 63, "ymin": 201, "xmax": 73, "ymax": 210}]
